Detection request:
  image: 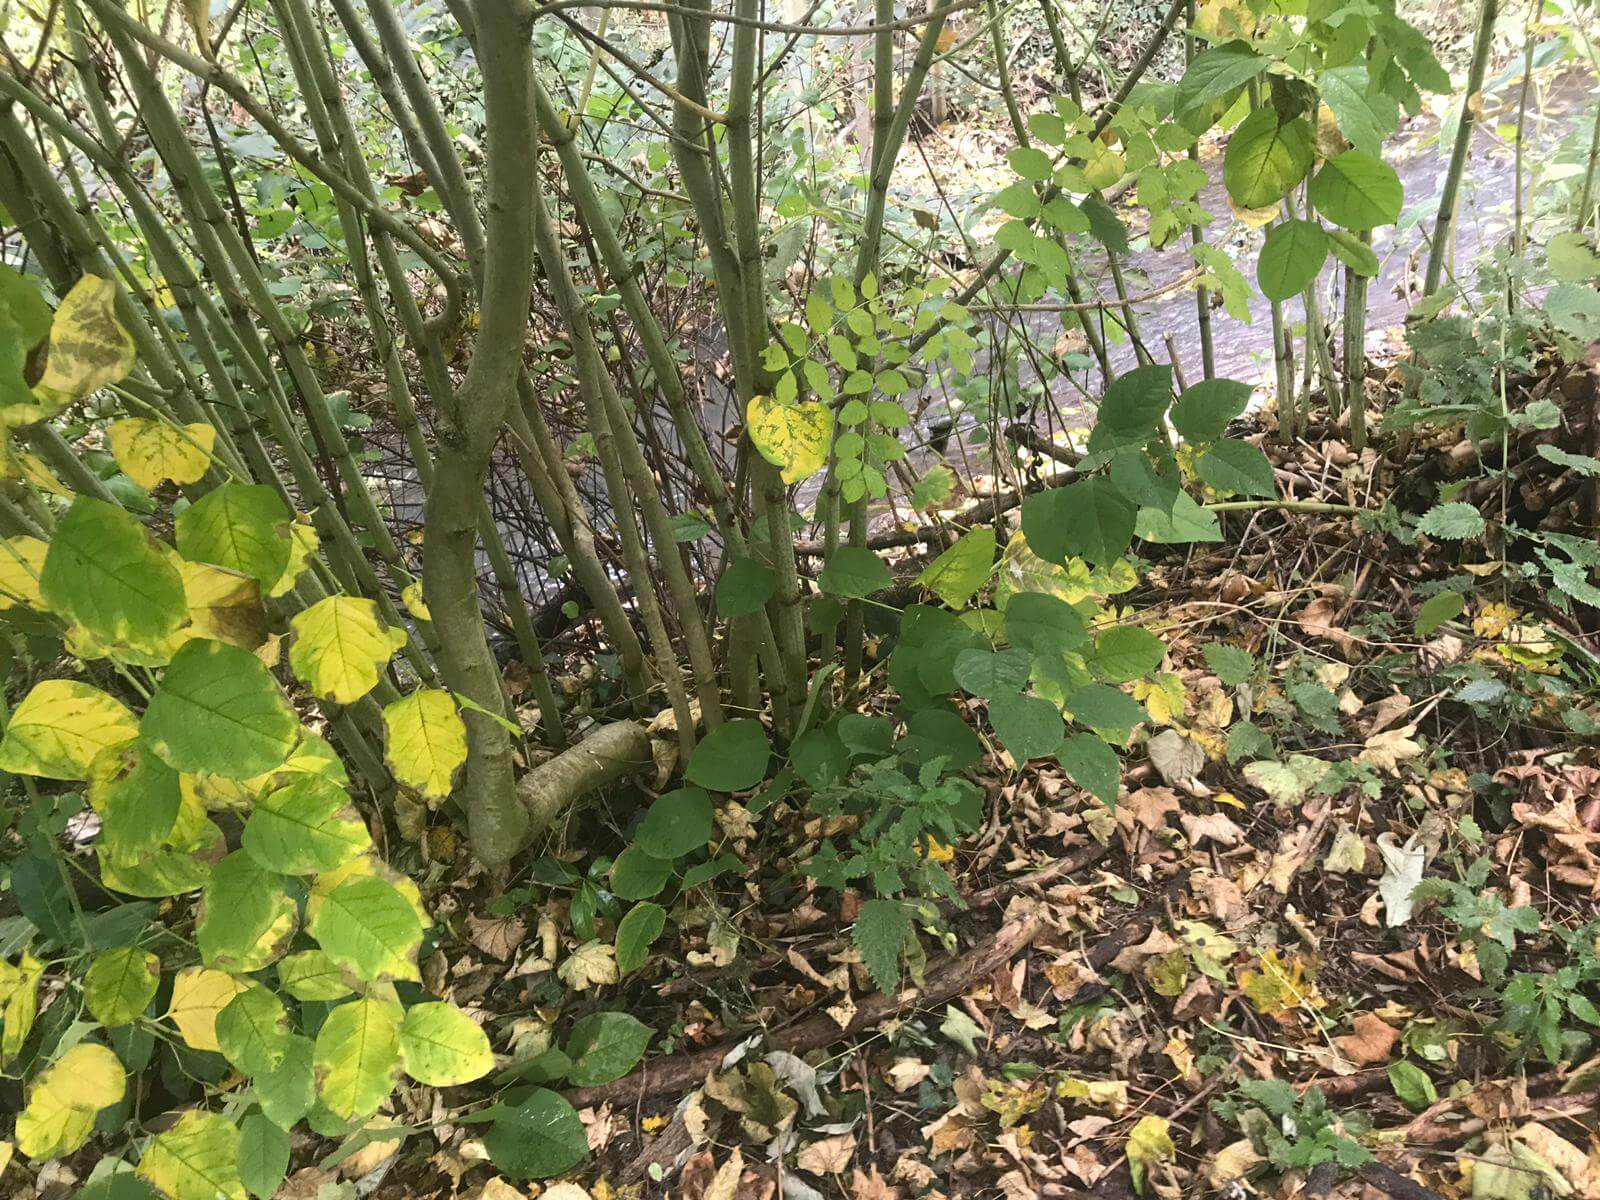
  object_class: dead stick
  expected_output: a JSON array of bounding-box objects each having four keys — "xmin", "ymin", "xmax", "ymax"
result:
[{"xmin": 563, "ymin": 915, "xmax": 1042, "ymax": 1109}]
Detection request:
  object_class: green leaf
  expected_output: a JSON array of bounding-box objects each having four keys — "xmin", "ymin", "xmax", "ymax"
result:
[
  {"xmin": 1021, "ymin": 478, "xmax": 1136, "ymax": 567},
  {"xmin": 1195, "ymin": 439, "xmax": 1276, "ymax": 498},
  {"xmin": 174, "ymin": 483, "xmax": 291, "ymax": 586},
  {"xmin": 216, "ymin": 983, "xmax": 292, "ymax": 1077},
  {"xmin": 1057, "ymin": 733, "xmax": 1120, "ymax": 805},
  {"xmin": 987, "ymin": 692, "xmax": 1065, "ymax": 761},
  {"xmin": 1079, "ymin": 194, "xmax": 1129, "ymax": 254},
  {"xmin": 242, "ymin": 775, "xmax": 371, "ymax": 876},
  {"xmin": 1387, "ymin": 1060, "xmax": 1437, "ymax": 1111},
  {"xmin": 137, "ymin": 1112, "xmax": 245, "ymax": 1200},
  {"xmin": 818, "ymin": 545, "xmax": 892, "ymax": 597},
  {"xmin": 609, "ymin": 845, "xmax": 673, "ymax": 900},
  {"xmin": 1536, "ymin": 444, "xmax": 1600, "ymax": 475},
  {"xmin": 1090, "ymin": 626, "xmax": 1166, "ymax": 683},
  {"xmin": 1417, "ymin": 502, "xmax": 1485, "ymax": 540},
  {"xmin": 276, "ymin": 949, "xmax": 353, "ymax": 1002},
  {"xmin": 400, "ymin": 1002, "xmax": 493, "ymax": 1086},
  {"xmin": 635, "ymin": 787, "xmax": 713, "ymax": 860},
  {"xmin": 89, "ymin": 740, "xmax": 182, "ymax": 864},
  {"xmin": 716, "ymin": 558, "xmax": 777, "ymax": 618},
  {"xmin": 1065, "ymin": 683, "xmax": 1145, "ymax": 739},
  {"xmin": 1169, "ymin": 379, "xmax": 1252, "ymax": 443},
  {"xmin": 1202, "ymin": 643, "xmax": 1255, "ymax": 686},
  {"xmin": 1547, "ymin": 230, "xmax": 1600, "ymax": 282},
  {"xmin": 1003, "ymin": 592, "xmax": 1088, "ymax": 655},
  {"xmin": 1008, "ymin": 147, "xmax": 1052, "ymax": 181},
  {"xmin": 1326, "ymin": 228, "xmax": 1379, "ymax": 276},
  {"xmin": 196, "ymin": 852, "xmax": 294, "ymax": 973},
  {"xmin": 853, "ymin": 899, "xmax": 913, "ymax": 992},
  {"xmin": 40, "ymin": 498, "xmax": 186, "ymax": 649},
  {"xmin": 615, "ymin": 902, "xmax": 667, "ymax": 976},
  {"xmin": 309, "ymin": 875, "xmax": 423, "ymax": 983},
  {"xmin": 953, "ymin": 648, "xmax": 1032, "ymax": 698},
  {"xmin": 564, "ymin": 1011, "xmax": 652, "ymax": 1088},
  {"xmin": 1176, "ymin": 41, "xmax": 1266, "ymax": 119},
  {"xmin": 314, "ymin": 997, "xmax": 402, "ymax": 1120},
  {"xmin": 237, "ymin": 1114, "xmax": 289, "ymax": 1200},
  {"xmin": 255, "ymin": 1036, "xmax": 316, "ymax": 1129},
  {"xmin": 1257, "ymin": 219, "xmax": 1328, "ymax": 301},
  {"xmin": 1223, "ymin": 108, "xmax": 1314, "ymax": 209},
  {"xmin": 483, "ymin": 1089, "xmax": 588, "ymax": 1180},
  {"xmin": 1309, "ymin": 151, "xmax": 1403, "ymax": 230},
  {"xmin": 917, "ymin": 527, "xmax": 995, "ymax": 609},
  {"xmin": 84, "ymin": 947, "xmax": 160, "ymax": 1026},
  {"xmin": 1415, "ymin": 591, "xmax": 1464, "ymax": 636},
  {"xmin": 685, "ymin": 718, "xmax": 770, "ymax": 792},
  {"xmin": 1091, "ymin": 364, "xmax": 1172, "ymax": 451},
  {"xmin": 141, "ymin": 639, "xmax": 298, "ymax": 779},
  {"xmin": 1136, "ymin": 492, "xmax": 1222, "ymax": 544},
  {"xmin": 1317, "ymin": 65, "xmax": 1397, "ymax": 155}
]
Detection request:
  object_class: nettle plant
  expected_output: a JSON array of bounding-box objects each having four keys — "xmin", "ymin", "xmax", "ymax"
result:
[{"xmin": 0, "ymin": 276, "xmax": 496, "ymax": 1196}]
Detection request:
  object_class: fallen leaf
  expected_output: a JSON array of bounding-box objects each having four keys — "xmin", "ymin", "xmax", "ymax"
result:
[
  {"xmin": 887, "ymin": 1058, "xmax": 931, "ymax": 1092},
  {"xmin": 796, "ymin": 1132, "xmax": 856, "ymax": 1176},
  {"xmin": 1377, "ymin": 833, "xmax": 1427, "ymax": 927},
  {"xmin": 1148, "ymin": 729, "xmax": 1204, "ymax": 784},
  {"xmin": 1333, "ymin": 1011, "xmax": 1400, "ymax": 1066},
  {"xmin": 1359, "ymin": 725, "xmax": 1423, "ymax": 773},
  {"xmin": 850, "ymin": 1165, "xmax": 899, "ymax": 1200}
]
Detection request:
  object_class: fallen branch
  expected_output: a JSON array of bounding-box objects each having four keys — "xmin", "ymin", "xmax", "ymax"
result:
[
  {"xmin": 562, "ymin": 913, "xmax": 1042, "ymax": 1109},
  {"xmin": 518, "ymin": 719, "xmax": 652, "ymax": 833}
]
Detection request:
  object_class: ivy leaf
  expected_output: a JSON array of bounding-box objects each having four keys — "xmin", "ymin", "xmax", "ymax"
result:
[
  {"xmin": 746, "ymin": 396, "xmax": 832, "ymax": 484},
  {"xmin": 399, "ymin": 1001, "xmax": 494, "ymax": 1086},
  {"xmin": 138, "ymin": 1112, "xmax": 246, "ymax": 1200},
  {"xmin": 141, "ymin": 640, "xmax": 298, "ymax": 780},
  {"xmin": 314, "ymin": 997, "xmax": 402, "ymax": 1120},
  {"xmin": 382, "ymin": 689, "xmax": 467, "ymax": 800},
  {"xmin": 309, "ymin": 874, "xmax": 423, "ymax": 984},
  {"xmin": 0, "ymin": 680, "xmax": 139, "ymax": 781},
  {"xmin": 563, "ymin": 1011, "xmax": 652, "ymax": 1087},
  {"xmin": 84, "ymin": 947, "xmax": 160, "ymax": 1026},
  {"xmin": 107, "ymin": 419, "xmax": 216, "ymax": 489},
  {"xmin": 41, "ymin": 497, "xmax": 187, "ymax": 650},
  {"xmin": 1417, "ymin": 502, "xmax": 1485, "ymax": 540},
  {"xmin": 174, "ymin": 483, "xmax": 291, "ymax": 586},
  {"xmin": 289, "ymin": 596, "xmax": 407, "ymax": 704},
  {"xmin": 853, "ymin": 899, "xmax": 913, "ymax": 993}
]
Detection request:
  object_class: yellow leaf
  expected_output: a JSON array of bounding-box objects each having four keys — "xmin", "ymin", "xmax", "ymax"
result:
[
  {"xmin": 107, "ymin": 419, "xmax": 215, "ymax": 489},
  {"xmin": 1473, "ymin": 601, "xmax": 1519, "ymax": 638},
  {"xmin": 180, "ymin": 561, "xmax": 268, "ymax": 650},
  {"xmin": 401, "ymin": 580, "xmax": 431, "ymax": 622},
  {"xmin": 15, "ymin": 1043, "xmax": 125, "ymax": 1161},
  {"xmin": 1132, "ymin": 673, "xmax": 1186, "ymax": 726},
  {"xmin": 0, "ymin": 536, "xmax": 47, "ymax": 610},
  {"xmin": 289, "ymin": 595, "xmax": 408, "ymax": 703},
  {"xmin": 557, "ymin": 940, "xmax": 618, "ymax": 990},
  {"xmin": 166, "ymin": 966, "xmax": 249, "ymax": 1052},
  {"xmin": 267, "ymin": 518, "xmax": 320, "ymax": 599},
  {"xmin": 746, "ymin": 396, "xmax": 832, "ymax": 484},
  {"xmin": 382, "ymin": 689, "xmax": 466, "ymax": 800},
  {"xmin": 138, "ymin": 1112, "xmax": 246, "ymax": 1200},
  {"xmin": 0, "ymin": 680, "xmax": 140, "ymax": 781},
  {"xmin": 0, "ymin": 952, "xmax": 44, "ymax": 1065},
  {"xmin": 39, "ymin": 275, "xmax": 137, "ymax": 405},
  {"xmin": 1084, "ymin": 143, "xmax": 1126, "ymax": 190}
]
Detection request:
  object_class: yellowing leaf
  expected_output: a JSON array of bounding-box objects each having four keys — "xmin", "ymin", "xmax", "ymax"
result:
[
  {"xmin": 84, "ymin": 947, "xmax": 161, "ymax": 1026},
  {"xmin": 0, "ymin": 680, "xmax": 139, "ymax": 781},
  {"xmin": 0, "ymin": 536, "xmax": 47, "ymax": 609},
  {"xmin": 746, "ymin": 396, "xmax": 832, "ymax": 484},
  {"xmin": 1126, "ymin": 1115, "xmax": 1174, "ymax": 1195},
  {"xmin": 166, "ymin": 966, "xmax": 249, "ymax": 1052},
  {"xmin": 107, "ymin": 419, "xmax": 215, "ymax": 489},
  {"xmin": 267, "ymin": 518, "xmax": 320, "ymax": 599},
  {"xmin": 314, "ymin": 997, "xmax": 402, "ymax": 1119},
  {"xmin": 289, "ymin": 596, "xmax": 407, "ymax": 703},
  {"xmin": 15, "ymin": 1043, "xmax": 125, "ymax": 1161},
  {"xmin": 558, "ymin": 940, "xmax": 618, "ymax": 990},
  {"xmin": 138, "ymin": 1111, "xmax": 246, "ymax": 1200},
  {"xmin": 1132, "ymin": 673, "xmax": 1186, "ymax": 726},
  {"xmin": 1474, "ymin": 601, "xmax": 1519, "ymax": 638},
  {"xmin": 382, "ymin": 689, "xmax": 467, "ymax": 800},
  {"xmin": 0, "ymin": 952, "xmax": 44, "ymax": 1064},
  {"xmin": 401, "ymin": 580, "xmax": 431, "ymax": 621},
  {"xmin": 39, "ymin": 275, "xmax": 137, "ymax": 405},
  {"xmin": 180, "ymin": 561, "xmax": 268, "ymax": 651},
  {"xmin": 1358, "ymin": 725, "xmax": 1423, "ymax": 773}
]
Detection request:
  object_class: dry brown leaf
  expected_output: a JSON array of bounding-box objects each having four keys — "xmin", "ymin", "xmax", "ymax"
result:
[
  {"xmin": 465, "ymin": 914, "xmax": 525, "ymax": 962},
  {"xmin": 850, "ymin": 1164, "xmax": 899, "ymax": 1200},
  {"xmin": 1180, "ymin": 811, "xmax": 1245, "ymax": 847},
  {"xmin": 1332, "ymin": 1011, "xmax": 1400, "ymax": 1066},
  {"xmin": 797, "ymin": 1133, "xmax": 857, "ymax": 1176}
]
